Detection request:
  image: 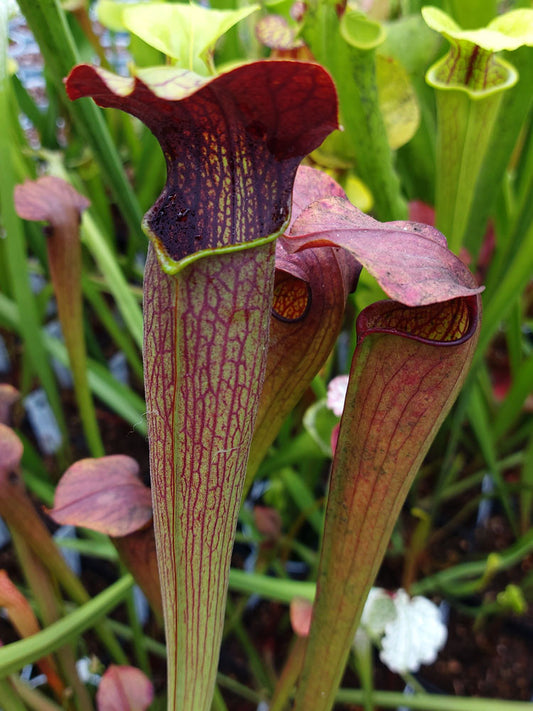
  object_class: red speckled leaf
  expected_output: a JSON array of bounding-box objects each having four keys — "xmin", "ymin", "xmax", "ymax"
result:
[
  {"xmin": 272, "ymin": 270, "xmax": 311, "ymax": 321},
  {"xmin": 96, "ymin": 665, "xmax": 154, "ymax": 711},
  {"xmin": 288, "ymin": 196, "xmax": 483, "ymax": 306},
  {"xmin": 357, "ymin": 295, "xmax": 476, "ymax": 344},
  {"xmin": 66, "ymin": 62, "xmax": 338, "ymax": 269},
  {"xmin": 294, "ymin": 292, "xmax": 481, "ymax": 710},
  {"xmin": 49, "ymin": 456, "xmax": 152, "ymax": 537}
]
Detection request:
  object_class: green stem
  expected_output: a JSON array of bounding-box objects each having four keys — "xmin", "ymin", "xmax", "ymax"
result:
[
  {"xmin": 215, "ymin": 674, "xmax": 263, "ymax": 705},
  {"xmin": 11, "ymin": 531, "xmax": 93, "ymax": 711},
  {"xmin": 0, "ymin": 474, "xmax": 127, "ymax": 665},
  {"xmin": 8, "ymin": 676, "xmax": 64, "ymax": 711},
  {"xmin": 0, "ymin": 575, "xmax": 133, "ymax": 678},
  {"xmin": 80, "ymin": 212, "xmax": 144, "ymax": 351},
  {"xmin": 472, "ymin": 219, "xmax": 533, "ymax": 369},
  {"xmin": 520, "ymin": 429, "xmax": 533, "ymax": 534},
  {"xmin": 211, "ymin": 686, "xmax": 229, "ymax": 711},
  {"xmin": 123, "ymin": 574, "xmax": 151, "ymax": 676},
  {"xmin": 82, "ymin": 278, "xmax": 143, "ymax": 382},
  {"xmin": 434, "ymin": 85, "xmax": 505, "ymax": 253},
  {"xmin": 228, "ymin": 569, "xmax": 315, "ymax": 605},
  {"xmin": 42, "ymin": 197, "xmax": 104, "ymax": 458},
  {"xmin": 0, "ymin": 678, "xmax": 28, "ymax": 711},
  {"xmin": 302, "ymin": 7, "xmax": 407, "ymax": 221},
  {"xmin": 226, "ymin": 597, "xmax": 273, "ymax": 693},
  {"xmin": 413, "ymin": 528, "xmax": 533, "ymax": 596},
  {"xmin": 335, "ymin": 688, "xmax": 533, "ymax": 710},
  {"xmin": 352, "ymin": 636, "xmax": 374, "ymax": 711},
  {"xmin": 269, "ymin": 637, "xmax": 307, "ymax": 711},
  {"xmin": 68, "ymin": 346, "xmax": 105, "ymax": 457},
  {"xmin": 102, "ymin": 618, "xmax": 167, "ymax": 658},
  {"xmin": 486, "ymin": 151, "xmax": 533, "ymax": 298}
]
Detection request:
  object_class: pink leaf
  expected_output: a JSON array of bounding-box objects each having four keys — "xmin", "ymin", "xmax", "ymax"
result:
[
  {"xmin": 253, "ymin": 505, "xmax": 282, "ymax": 541},
  {"xmin": 96, "ymin": 666, "xmax": 154, "ymax": 711},
  {"xmin": 247, "ymin": 168, "xmax": 359, "ymax": 480},
  {"xmin": 49, "ymin": 455, "xmax": 152, "ymax": 537},
  {"xmin": 14, "ymin": 176, "xmax": 89, "ymax": 230},
  {"xmin": 288, "ymin": 165, "xmax": 347, "ymax": 230},
  {"xmin": 286, "ymin": 196, "xmax": 483, "ymax": 306},
  {"xmin": 290, "ymin": 597, "xmax": 313, "ymax": 638}
]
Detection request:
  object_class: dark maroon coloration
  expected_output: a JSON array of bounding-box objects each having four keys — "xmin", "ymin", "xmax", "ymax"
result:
[{"xmin": 66, "ymin": 62, "xmax": 338, "ymax": 264}]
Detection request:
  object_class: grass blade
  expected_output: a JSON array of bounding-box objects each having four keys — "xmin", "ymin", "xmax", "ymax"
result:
[
  {"xmin": 0, "ymin": 575, "xmax": 133, "ymax": 678},
  {"xmin": 17, "ymin": 0, "xmax": 144, "ymax": 244},
  {"xmin": 0, "ymin": 6, "xmax": 68, "ymax": 447}
]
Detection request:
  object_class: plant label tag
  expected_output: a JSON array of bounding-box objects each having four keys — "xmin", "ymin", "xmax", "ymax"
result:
[
  {"xmin": 0, "ymin": 516, "xmax": 11, "ymax": 549},
  {"xmin": 0, "ymin": 334, "xmax": 10, "ymax": 374},
  {"xmin": 45, "ymin": 320, "xmax": 73, "ymax": 388},
  {"xmin": 109, "ymin": 351, "xmax": 129, "ymax": 386},
  {"xmin": 133, "ymin": 585, "xmax": 150, "ymax": 626},
  {"xmin": 24, "ymin": 389, "xmax": 62, "ymax": 454},
  {"xmin": 54, "ymin": 524, "xmax": 81, "ymax": 576}
]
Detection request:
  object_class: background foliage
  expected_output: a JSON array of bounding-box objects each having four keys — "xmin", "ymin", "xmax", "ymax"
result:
[{"xmin": 0, "ymin": 0, "xmax": 532, "ymax": 708}]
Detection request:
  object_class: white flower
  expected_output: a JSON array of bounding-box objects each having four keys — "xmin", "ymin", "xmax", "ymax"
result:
[
  {"xmin": 355, "ymin": 588, "xmax": 447, "ymax": 674},
  {"xmin": 76, "ymin": 657, "xmax": 101, "ymax": 686},
  {"xmin": 360, "ymin": 588, "xmax": 396, "ymax": 637},
  {"xmin": 326, "ymin": 375, "xmax": 349, "ymax": 417},
  {"xmin": 354, "ymin": 587, "xmax": 395, "ymax": 655},
  {"xmin": 7, "ymin": 1, "xmax": 20, "ymax": 18}
]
